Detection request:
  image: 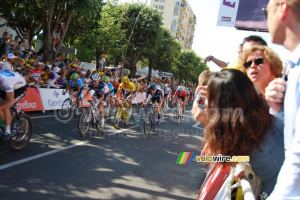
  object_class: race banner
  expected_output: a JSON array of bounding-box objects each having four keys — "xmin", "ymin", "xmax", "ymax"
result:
[{"xmin": 217, "ymin": 0, "xmax": 240, "ymax": 27}]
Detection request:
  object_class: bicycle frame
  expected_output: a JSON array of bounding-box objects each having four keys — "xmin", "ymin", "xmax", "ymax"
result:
[{"xmin": 118, "ymin": 98, "xmax": 130, "ymax": 120}]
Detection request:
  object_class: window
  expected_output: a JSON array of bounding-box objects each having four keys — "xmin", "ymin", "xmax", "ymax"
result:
[
  {"xmin": 153, "ymin": 5, "xmax": 158, "ymax": 8},
  {"xmin": 159, "ymin": 5, "xmax": 165, "ymax": 10},
  {"xmin": 160, "ymin": 0, "xmax": 165, "ymax": 2},
  {"xmin": 174, "ymin": 7, "xmax": 179, "ymax": 15},
  {"xmin": 175, "ymin": 2, "xmax": 180, "ymax": 6},
  {"xmin": 171, "ymin": 23, "xmax": 176, "ymax": 31},
  {"xmin": 155, "ymin": 0, "xmax": 159, "ymax": 1}
]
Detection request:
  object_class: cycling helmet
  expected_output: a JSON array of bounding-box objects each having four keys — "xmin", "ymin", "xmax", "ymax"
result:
[
  {"xmin": 91, "ymin": 73, "xmax": 101, "ymax": 81},
  {"xmin": 71, "ymin": 73, "xmax": 78, "ymax": 79},
  {"xmin": 178, "ymin": 86, "xmax": 184, "ymax": 92},
  {"xmin": 163, "ymin": 86, "xmax": 167, "ymax": 90},
  {"xmin": 122, "ymin": 76, "xmax": 129, "ymax": 83},
  {"xmin": 102, "ymin": 76, "xmax": 110, "ymax": 82},
  {"xmin": 156, "ymin": 85, "xmax": 161, "ymax": 90},
  {"xmin": 150, "ymin": 83, "xmax": 157, "ymax": 90}
]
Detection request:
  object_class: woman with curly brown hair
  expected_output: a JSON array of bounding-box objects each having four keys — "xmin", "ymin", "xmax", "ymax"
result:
[
  {"xmin": 240, "ymin": 46, "xmax": 283, "ymax": 98},
  {"xmin": 205, "ymin": 69, "xmax": 284, "ymax": 196}
]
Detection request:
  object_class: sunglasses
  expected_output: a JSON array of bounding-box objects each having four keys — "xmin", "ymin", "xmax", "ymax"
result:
[{"xmin": 244, "ymin": 58, "xmax": 265, "ymax": 68}]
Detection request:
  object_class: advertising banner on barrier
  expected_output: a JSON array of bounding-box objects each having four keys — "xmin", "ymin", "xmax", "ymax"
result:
[
  {"xmin": 17, "ymin": 88, "xmax": 44, "ymax": 112},
  {"xmin": 39, "ymin": 88, "xmax": 69, "ymax": 110}
]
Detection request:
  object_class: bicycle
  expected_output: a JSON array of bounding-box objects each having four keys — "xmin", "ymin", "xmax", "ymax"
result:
[
  {"xmin": 77, "ymin": 99, "xmax": 110, "ymax": 137},
  {"xmin": 0, "ymin": 104, "xmax": 33, "ymax": 152},
  {"xmin": 59, "ymin": 90, "xmax": 83, "ymax": 119},
  {"xmin": 143, "ymin": 103, "xmax": 159, "ymax": 135},
  {"xmin": 174, "ymin": 100, "xmax": 183, "ymax": 124},
  {"xmin": 113, "ymin": 97, "xmax": 132, "ymax": 129}
]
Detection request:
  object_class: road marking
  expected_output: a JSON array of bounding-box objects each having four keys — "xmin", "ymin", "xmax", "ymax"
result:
[
  {"xmin": 0, "ymin": 141, "xmax": 89, "ymax": 171},
  {"xmin": 192, "ymin": 122, "xmax": 204, "ymax": 131},
  {"xmin": 31, "ymin": 115, "xmax": 55, "ymax": 119},
  {"xmin": 107, "ymin": 125, "xmax": 140, "ymax": 136}
]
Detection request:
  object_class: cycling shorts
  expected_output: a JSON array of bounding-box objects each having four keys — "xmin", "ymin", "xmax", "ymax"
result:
[
  {"xmin": 0, "ymin": 86, "xmax": 27, "ymax": 102},
  {"xmin": 72, "ymin": 87, "xmax": 83, "ymax": 98},
  {"xmin": 124, "ymin": 90, "xmax": 136, "ymax": 99}
]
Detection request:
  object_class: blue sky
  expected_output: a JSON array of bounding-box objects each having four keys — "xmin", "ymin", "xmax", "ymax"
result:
[{"xmin": 118, "ymin": 0, "xmax": 290, "ymax": 71}]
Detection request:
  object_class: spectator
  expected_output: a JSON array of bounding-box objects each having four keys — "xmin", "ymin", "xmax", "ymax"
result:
[
  {"xmin": 264, "ymin": 0, "xmax": 300, "ymax": 198},
  {"xmin": 240, "ymin": 46, "xmax": 283, "ymax": 98},
  {"xmin": 30, "ymin": 61, "xmax": 43, "ymax": 84},
  {"xmin": 191, "ymin": 70, "xmax": 214, "ymax": 126},
  {"xmin": 52, "ymin": 22, "xmax": 65, "ymax": 52},
  {"xmin": 115, "ymin": 62, "xmax": 122, "ymax": 77},
  {"xmin": 99, "ymin": 54, "xmax": 107, "ymax": 72},
  {"xmin": 0, "ymin": 32, "xmax": 10, "ymax": 57},
  {"xmin": 0, "ymin": 53, "xmax": 15, "ymax": 70},
  {"xmin": 204, "ymin": 69, "xmax": 284, "ymax": 195},
  {"xmin": 19, "ymin": 40, "xmax": 26, "ymax": 53}
]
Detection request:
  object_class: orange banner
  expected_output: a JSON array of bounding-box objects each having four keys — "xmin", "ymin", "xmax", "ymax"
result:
[{"xmin": 16, "ymin": 88, "xmax": 44, "ymax": 111}]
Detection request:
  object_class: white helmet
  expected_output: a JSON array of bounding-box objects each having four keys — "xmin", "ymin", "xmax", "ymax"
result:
[
  {"xmin": 178, "ymin": 86, "xmax": 184, "ymax": 91},
  {"xmin": 91, "ymin": 73, "xmax": 101, "ymax": 81},
  {"xmin": 156, "ymin": 85, "xmax": 161, "ymax": 90}
]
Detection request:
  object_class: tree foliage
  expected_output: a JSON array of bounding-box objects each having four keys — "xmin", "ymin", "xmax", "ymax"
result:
[
  {"xmin": 174, "ymin": 50, "xmax": 209, "ymax": 85},
  {"xmin": 121, "ymin": 3, "xmax": 163, "ymax": 76}
]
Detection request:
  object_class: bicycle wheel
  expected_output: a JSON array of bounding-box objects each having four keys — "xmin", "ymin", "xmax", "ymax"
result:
[
  {"xmin": 8, "ymin": 114, "xmax": 33, "ymax": 152},
  {"xmin": 114, "ymin": 106, "xmax": 122, "ymax": 129},
  {"xmin": 125, "ymin": 107, "xmax": 132, "ymax": 126},
  {"xmin": 163, "ymin": 100, "xmax": 167, "ymax": 116},
  {"xmin": 59, "ymin": 98, "xmax": 72, "ymax": 119},
  {"xmin": 78, "ymin": 108, "xmax": 92, "ymax": 137},
  {"xmin": 144, "ymin": 112, "xmax": 152, "ymax": 135},
  {"xmin": 177, "ymin": 107, "xmax": 181, "ymax": 124}
]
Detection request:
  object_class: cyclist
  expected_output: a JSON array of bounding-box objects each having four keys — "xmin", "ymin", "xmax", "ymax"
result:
[
  {"xmin": 144, "ymin": 83, "xmax": 163, "ymax": 124},
  {"xmin": 114, "ymin": 76, "xmax": 136, "ymax": 110},
  {"xmin": 173, "ymin": 86, "xmax": 187, "ymax": 119},
  {"xmin": 102, "ymin": 76, "xmax": 114, "ymax": 108},
  {"xmin": 0, "ymin": 70, "xmax": 27, "ymax": 140},
  {"xmin": 84, "ymin": 73, "xmax": 109, "ymax": 127},
  {"xmin": 63, "ymin": 73, "xmax": 84, "ymax": 115}
]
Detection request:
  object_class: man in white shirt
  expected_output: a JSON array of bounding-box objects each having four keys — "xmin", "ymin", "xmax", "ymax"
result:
[
  {"xmin": 265, "ymin": 0, "xmax": 300, "ymax": 199},
  {"xmin": 1, "ymin": 53, "xmax": 15, "ymax": 70}
]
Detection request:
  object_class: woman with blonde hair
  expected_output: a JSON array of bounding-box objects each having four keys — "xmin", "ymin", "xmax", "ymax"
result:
[{"xmin": 240, "ymin": 46, "xmax": 283, "ymax": 98}]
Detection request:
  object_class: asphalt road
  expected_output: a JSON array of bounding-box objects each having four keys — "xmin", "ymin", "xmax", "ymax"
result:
[{"xmin": 0, "ymin": 104, "xmax": 207, "ymax": 200}]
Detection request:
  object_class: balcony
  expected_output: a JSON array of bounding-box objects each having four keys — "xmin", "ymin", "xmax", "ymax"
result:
[
  {"xmin": 177, "ymin": 20, "xmax": 183, "ymax": 28},
  {"xmin": 180, "ymin": 3, "xmax": 187, "ymax": 12}
]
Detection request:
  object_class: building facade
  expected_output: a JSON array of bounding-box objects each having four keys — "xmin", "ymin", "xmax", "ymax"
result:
[{"xmin": 150, "ymin": 0, "xmax": 196, "ymax": 50}]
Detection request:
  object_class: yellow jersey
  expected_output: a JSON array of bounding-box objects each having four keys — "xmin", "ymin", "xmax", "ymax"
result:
[{"xmin": 119, "ymin": 81, "xmax": 136, "ymax": 92}]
